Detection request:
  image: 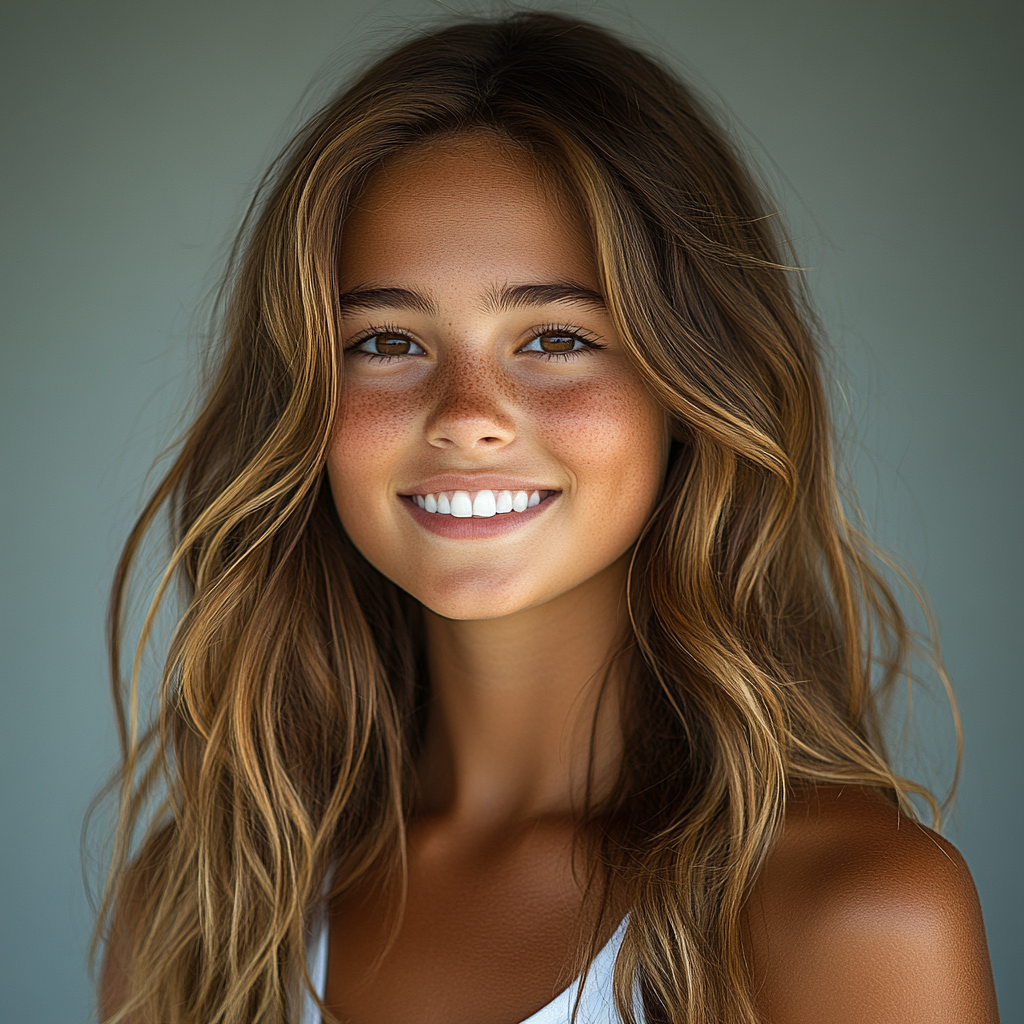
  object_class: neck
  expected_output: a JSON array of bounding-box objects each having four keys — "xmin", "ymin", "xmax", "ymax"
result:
[{"xmin": 415, "ymin": 555, "xmax": 631, "ymax": 827}]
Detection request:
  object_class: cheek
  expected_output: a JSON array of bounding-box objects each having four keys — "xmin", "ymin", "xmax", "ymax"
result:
[
  {"xmin": 327, "ymin": 382, "xmax": 420, "ymax": 496},
  {"xmin": 529, "ymin": 374, "xmax": 666, "ymax": 495}
]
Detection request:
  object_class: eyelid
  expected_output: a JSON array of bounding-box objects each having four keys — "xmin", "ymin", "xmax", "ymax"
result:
[
  {"xmin": 343, "ymin": 321, "xmax": 606, "ymax": 357},
  {"xmin": 517, "ymin": 323, "xmax": 607, "ymax": 354},
  {"xmin": 344, "ymin": 323, "xmax": 421, "ymax": 349}
]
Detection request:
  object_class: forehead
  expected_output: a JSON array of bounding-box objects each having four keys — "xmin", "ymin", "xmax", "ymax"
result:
[{"xmin": 338, "ymin": 136, "xmax": 598, "ymax": 293}]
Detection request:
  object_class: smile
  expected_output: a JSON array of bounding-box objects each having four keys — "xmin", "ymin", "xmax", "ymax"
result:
[
  {"xmin": 407, "ymin": 489, "xmax": 554, "ymax": 517},
  {"xmin": 400, "ymin": 487, "xmax": 560, "ymax": 538}
]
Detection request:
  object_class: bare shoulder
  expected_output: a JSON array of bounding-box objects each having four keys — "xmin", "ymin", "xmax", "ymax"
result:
[{"xmin": 744, "ymin": 784, "xmax": 999, "ymax": 1023}]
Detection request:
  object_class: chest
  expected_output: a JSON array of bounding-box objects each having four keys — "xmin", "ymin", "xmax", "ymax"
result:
[{"xmin": 323, "ymin": 819, "xmax": 617, "ymax": 1024}]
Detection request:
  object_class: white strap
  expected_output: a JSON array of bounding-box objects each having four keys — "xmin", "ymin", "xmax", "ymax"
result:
[{"xmin": 302, "ymin": 912, "xmax": 635, "ymax": 1023}]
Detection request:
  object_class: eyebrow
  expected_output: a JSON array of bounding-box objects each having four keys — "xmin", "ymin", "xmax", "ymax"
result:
[
  {"xmin": 337, "ymin": 287, "xmax": 437, "ymax": 316},
  {"xmin": 484, "ymin": 282, "xmax": 607, "ymax": 314},
  {"xmin": 336, "ymin": 282, "xmax": 607, "ymax": 317}
]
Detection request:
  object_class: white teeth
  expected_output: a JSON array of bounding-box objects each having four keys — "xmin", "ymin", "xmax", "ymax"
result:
[
  {"xmin": 472, "ymin": 489, "xmax": 497, "ymax": 517},
  {"xmin": 450, "ymin": 490, "xmax": 473, "ymax": 517},
  {"xmin": 413, "ymin": 489, "xmax": 550, "ymax": 516}
]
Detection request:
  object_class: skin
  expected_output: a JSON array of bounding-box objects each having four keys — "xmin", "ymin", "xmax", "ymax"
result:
[
  {"xmin": 100, "ymin": 136, "xmax": 999, "ymax": 1023},
  {"xmin": 321, "ymin": 137, "xmax": 998, "ymax": 1023},
  {"xmin": 747, "ymin": 785, "xmax": 998, "ymax": 1023},
  {"xmin": 323, "ymin": 136, "xmax": 661, "ymax": 1022}
]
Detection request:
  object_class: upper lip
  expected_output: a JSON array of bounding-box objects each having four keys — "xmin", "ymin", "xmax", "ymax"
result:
[{"xmin": 399, "ymin": 474, "xmax": 560, "ymax": 495}]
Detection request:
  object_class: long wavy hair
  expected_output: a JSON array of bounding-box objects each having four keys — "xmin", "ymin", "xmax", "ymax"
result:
[{"xmin": 91, "ymin": 12, "xmax": 953, "ymax": 1023}]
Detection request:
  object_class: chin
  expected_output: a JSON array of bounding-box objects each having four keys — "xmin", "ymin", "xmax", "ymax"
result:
[
  {"xmin": 389, "ymin": 557, "xmax": 566, "ymax": 621},
  {"xmin": 410, "ymin": 579, "xmax": 541, "ymax": 622}
]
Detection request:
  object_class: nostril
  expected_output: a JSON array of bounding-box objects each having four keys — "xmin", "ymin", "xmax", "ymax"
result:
[{"xmin": 425, "ymin": 416, "xmax": 515, "ymax": 450}]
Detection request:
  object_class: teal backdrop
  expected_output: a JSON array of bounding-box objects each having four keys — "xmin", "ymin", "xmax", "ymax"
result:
[{"xmin": 1, "ymin": 1, "xmax": 1020, "ymax": 1019}]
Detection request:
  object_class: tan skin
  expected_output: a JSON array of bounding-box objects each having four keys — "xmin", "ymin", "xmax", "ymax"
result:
[
  {"xmin": 323, "ymin": 137, "xmax": 659, "ymax": 1021},
  {"xmin": 320, "ymin": 137, "xmax": 998, "ymax": 1022},
  {"xmin": 101, "ymin": 137, "xmax": 999, "ymax": 1022}
]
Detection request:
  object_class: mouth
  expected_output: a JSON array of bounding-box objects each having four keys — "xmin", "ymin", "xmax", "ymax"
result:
[
  {"xmin": 399, "ymin": 487, "xmax": 560, "ymax": 538},
  {"xmin": 403, "ymin": 488, "xmax": 557, "ymax": 518}
]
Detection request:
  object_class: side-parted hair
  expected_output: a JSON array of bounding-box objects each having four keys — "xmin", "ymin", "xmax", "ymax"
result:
[{"xmin": 92, "ymin": 12, "xmax": 951, "ymax": 1023}]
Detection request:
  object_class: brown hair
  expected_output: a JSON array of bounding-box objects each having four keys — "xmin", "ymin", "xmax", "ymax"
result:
[{"xmin": 92, "ymin": 12, "xmax": 951, "ymax": 1023}]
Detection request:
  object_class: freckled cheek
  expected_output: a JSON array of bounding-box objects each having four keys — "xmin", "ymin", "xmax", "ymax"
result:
[
  {"xmin": 529, "ymin": 379, "xmax": 666, "ymax": 500},
  {"xmin": 327, "ymin": 382, "xmax": 423, "ymax": 500}
]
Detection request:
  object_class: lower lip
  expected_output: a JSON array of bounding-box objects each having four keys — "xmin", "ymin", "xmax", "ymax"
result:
[{"xmin": 401, "ymin": 493, "xmax": 560, "ymax": 538}]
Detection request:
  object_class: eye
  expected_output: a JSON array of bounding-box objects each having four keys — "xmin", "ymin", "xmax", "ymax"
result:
[
  {"xmin": 351, "ymin": 331, "xmax": 425, "ymax": 359},
  {"xmin": 519, "ymin": 328, "xmax": 603, "ymax": 359}
]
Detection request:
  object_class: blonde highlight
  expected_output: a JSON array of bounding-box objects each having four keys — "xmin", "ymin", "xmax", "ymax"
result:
[{"xmin": 91, "ymin": 13, "xmax": 955, "ymax": 1023}]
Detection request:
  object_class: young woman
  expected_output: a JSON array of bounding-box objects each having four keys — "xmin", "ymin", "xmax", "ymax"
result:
[{"xmin": 95, "ymin": 12, "xmax": 999, "ymax": 1024}]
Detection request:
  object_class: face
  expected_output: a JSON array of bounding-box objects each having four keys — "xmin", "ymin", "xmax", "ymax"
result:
[{"xmin": 327, "ymin": 135, "xmax": 669, "ymax": 621}]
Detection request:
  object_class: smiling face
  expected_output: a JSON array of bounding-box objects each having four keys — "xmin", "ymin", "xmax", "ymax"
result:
[{"xmin": 327, "ymin": 135, "xmax": 669, "ymax": 620}]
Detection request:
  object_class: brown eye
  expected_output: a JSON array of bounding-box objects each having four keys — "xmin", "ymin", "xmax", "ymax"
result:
[
  {"xmin": 534, "ymin": 331, "xmax": 578, "ymax": 353},
  {"xmin": 374, "ymin": 336, "xmax": 410, "ymax": 355},
  {"xmin": 356, "ymin": 333, "xmax": 424, "ymax": 357}
]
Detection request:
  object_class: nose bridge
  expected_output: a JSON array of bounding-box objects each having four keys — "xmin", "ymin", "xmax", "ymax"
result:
[{"xmin": 426, "ymin": 346, "xmax": 515, "ymax": 450}]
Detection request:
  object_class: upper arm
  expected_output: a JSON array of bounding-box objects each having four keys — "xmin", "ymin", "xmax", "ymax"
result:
[{"xmin": 745, "ymin": 787, "xmax": 999, "ymax": 1024}]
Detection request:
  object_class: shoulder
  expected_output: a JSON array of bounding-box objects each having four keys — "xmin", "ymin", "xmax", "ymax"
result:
[{"xmin": 744, "ymin": 784, "xmax": 999, "ymax": 1023}]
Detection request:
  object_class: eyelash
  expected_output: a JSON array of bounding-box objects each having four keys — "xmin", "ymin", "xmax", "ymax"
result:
[
  {"xmin": 346, "ymin": 323, "xmax": 416, "ymax": 364},
  {"xmin": 345, "ymin": 323, "xmax": 606, "ymax": 363},
  {"xmin": 525, "ymin": 324, "xmax": 606, "ymax": 361}
]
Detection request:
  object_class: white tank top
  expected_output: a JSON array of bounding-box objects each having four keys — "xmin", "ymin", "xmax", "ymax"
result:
[{"xmin": 301, "ymin": 911, "xmax": 635, "ymax": 1023}]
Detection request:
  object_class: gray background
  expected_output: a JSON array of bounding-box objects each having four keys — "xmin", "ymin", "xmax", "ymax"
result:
[{"xmin": 1, "ymin": 1, "xmax": 1020, "ymax": 1020}]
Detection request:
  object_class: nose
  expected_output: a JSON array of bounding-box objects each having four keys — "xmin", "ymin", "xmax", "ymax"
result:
[{"xmin": 425, "ymin": 358, "xmax": 516, "ymax": 452}]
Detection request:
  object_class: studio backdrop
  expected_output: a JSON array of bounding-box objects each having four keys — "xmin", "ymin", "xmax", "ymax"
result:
[{"xmin": 1, "ymin": 1, "xmax": 1020, "ymax": 1020}]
